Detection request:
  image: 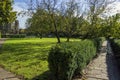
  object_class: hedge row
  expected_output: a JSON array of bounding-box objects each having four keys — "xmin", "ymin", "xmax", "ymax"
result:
[
  {"xmin": 94, "ymin": 37, "xmax": 105, "ymax": 52},
  {"xmin": 48, "ymin": 39, "xmax": 103, "ymax": 80},
  {"xmin": 1, "ymin": 34, "xmax": 26, "ymax": 38},
  {"xmin": 110, "ymin": 39, "xmax": 120, "ymax": 62}
]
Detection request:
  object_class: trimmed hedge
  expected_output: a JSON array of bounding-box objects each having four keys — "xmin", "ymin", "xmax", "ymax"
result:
[
  {"xmin": 94, "ymin": 37, "xmax": 105, "ymax": 52},
  {"xmin": 48, "ymin": 39, "xmax": 102, "ymax": 80},
  {"xmin": 1, "ymin": 34, "xmax": 26, "ymax": 38}
]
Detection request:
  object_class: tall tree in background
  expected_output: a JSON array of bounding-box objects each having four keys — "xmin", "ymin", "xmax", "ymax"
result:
[
  {"xmin": 26, "ymin": 8, "xmax": 50, "ymax": 38},
  {"xmin": 0, "ymin": 0, "xmax": 16, "ymax": 35},
  {"xmin": 85, "ymin": 0, "xmax": 116, "ymax": 38},
  {"xmin": 85, "ymin": 0, "xmax": 106, "ymax": 38},
  {"xmin": 26, "ymin": 0, "xmax": 120, "ymax": 40},
  {"xmin": 27, "ymin": 0, "xmax": 63, "ymax": 43},
  {"xmin": 62, "ymin": 0, "xmax": 82, "ymax": 42},
  {"xmin": 106, "ymin": 13, "xmax": 120, "ymax": 38},
  {"xmin": 42, "ymin": 0, "xmax": 61, "ymax": 43},
  {"xmin": 27, "ymin": 0, "xmax": 85, "ymax": 42}
]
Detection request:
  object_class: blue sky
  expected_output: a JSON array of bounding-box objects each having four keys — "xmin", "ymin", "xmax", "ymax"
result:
[
  {"xmin": 13, "ymin": 0, "xmax": 29, "ymax": 29},
  {"xmin": 13, "ymin": 0, "xmax": 120, "ymax": 29},
  {"xmin": 14, "ymin": 0, "xmax": 25, "ymax": 2}
]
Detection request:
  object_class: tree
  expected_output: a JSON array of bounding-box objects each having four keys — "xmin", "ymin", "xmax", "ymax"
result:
[
  {"xmin": 85, "ymin": 0, "xmax": 116, "ymax": 38},
  {"xmin": 27, "ymin": 0, "xmax": 62, "ymax": 42},
  {"xmin": 106, "ymin": 13, "xmax": 120, "ymax": 38},
  {"xmin": 0, "ymin": 0, "xmax": 16, "ymax": 35},
  {"xmin": 26, "ymin": 8, "xmax": 50, "ymax": 38},
  {"xmin": 26, "ymin": 0, "xmax": 119, "ymax": 41},
  {"xmin": 42, "ymin": 0, "xmax": 62, "ymax": 43},
  {"xmin": 59, "ymin": 0, "xmax": 84, "ymax": 42}
]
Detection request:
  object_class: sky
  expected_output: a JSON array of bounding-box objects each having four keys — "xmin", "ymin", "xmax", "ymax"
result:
[
  {"xmin": 13, "ymin": 0, "xmax": 30, "ymax": 29},
  {"xmin": 13, "ymin": 0, "xmax": 120, "ymax": 29}
]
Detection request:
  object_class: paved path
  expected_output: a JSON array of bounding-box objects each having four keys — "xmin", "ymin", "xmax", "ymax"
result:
[
  {"xmin": 0, "ymin": 38, "xmax": 21, "ymax": 80},
  {"xmin": 85, "ymin": 41, "xmax": 120, "ymax": 80}
]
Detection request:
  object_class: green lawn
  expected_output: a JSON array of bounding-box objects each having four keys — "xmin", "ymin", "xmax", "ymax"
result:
[{"xmin": 0, "ymin": 38, "xmax": 79, "ymax": 80}]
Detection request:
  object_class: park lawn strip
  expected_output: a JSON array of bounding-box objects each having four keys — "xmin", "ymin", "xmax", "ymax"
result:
[{"xmin": 0, "ymin": 38, "xmax": 80, "ymax": 79}]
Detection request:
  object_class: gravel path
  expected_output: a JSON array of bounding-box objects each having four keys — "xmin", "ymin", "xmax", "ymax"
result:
[{"xmin": 0, "ymin": 38, "xmax": 21, "ymax": 80}]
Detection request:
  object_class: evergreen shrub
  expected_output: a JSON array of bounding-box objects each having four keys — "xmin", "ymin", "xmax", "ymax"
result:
[{"xmin": 48, "ymin": 39, "xmax": 101, "ymax": 80}]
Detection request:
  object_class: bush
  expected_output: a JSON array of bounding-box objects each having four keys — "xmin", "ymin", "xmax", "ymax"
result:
[
  {"xmin": 1, "ymin": 34, "xmax": 26, "ymax": 38},
  {"xmin": 93, "ymin": 37, "xmax": 105, "ymax": 52},
  {"xmin": 48, "ymin": 39, "xmax": 101, "ymax": 80}
]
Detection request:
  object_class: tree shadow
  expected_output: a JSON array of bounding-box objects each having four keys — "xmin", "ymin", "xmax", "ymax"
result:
[
  {"xmin": 32, "ymin": 70, "xmax": 53, "ymax": 80},
  {"xmin": 106, "ymin": 53, "xmax": 120, "ymax": 80}
]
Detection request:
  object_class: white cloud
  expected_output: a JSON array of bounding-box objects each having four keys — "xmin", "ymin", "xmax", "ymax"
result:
[
  {"xmin": 13, "ymin": 2, "xmax": 30, "ymax": 29},
  {"xmin": 103, "ymin": 1, "xmax": 120, "ymax": 16}
]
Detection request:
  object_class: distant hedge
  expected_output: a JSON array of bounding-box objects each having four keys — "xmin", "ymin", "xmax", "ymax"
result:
[
  {"xmin": 48, "ymin": 39, "xmax": 103, "ymax": 80},
  {"xmin": 94, "ymin": 37, "xmax": 105, "ymax": 52},
  {"xmin": 1, "ymin": 34, "xmax": 26, "ymax": 38}
]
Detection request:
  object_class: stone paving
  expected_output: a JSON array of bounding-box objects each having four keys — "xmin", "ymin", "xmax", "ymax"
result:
[
  {"xmin": 85, "ymin": 41, "xmax": 120, "ymax": 80},
  {"xmin": 0, "ymin": 38, "xmax": 21, "ymax": 80},
  {"xmin": 0, "ymin": 68, "xmax": 20, "ymax": 80}
]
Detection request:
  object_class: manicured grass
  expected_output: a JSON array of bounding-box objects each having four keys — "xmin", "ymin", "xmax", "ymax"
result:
[{"xmin": 0, "ymin": 38, "xmax": 80, "ymax": 80}]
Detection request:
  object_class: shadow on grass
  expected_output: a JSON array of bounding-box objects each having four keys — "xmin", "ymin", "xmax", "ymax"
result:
[
  {"xmin": 32, "ymin": 70, "xmax": 53, "ymax": 80},
  {"xmin": 0, "ymin": 42, "xmax": 52, "ymax": 61},
  {"xmin": 0, "ymin": 42, "xmax": 54, "ymax": 79},
  {"xmin": 0, "ymin": 38, "xmax": 60, "ymax": 80}
]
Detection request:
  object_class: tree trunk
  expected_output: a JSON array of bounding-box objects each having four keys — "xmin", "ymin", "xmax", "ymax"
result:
[
  {"xmin": 40, "ymin": 35, "xmax": 42, "ymax": 39},
  {"xmin": 66, "ymin": 33, "xmax": 70, "ymax": 42},
  {"xmin": 54, "ymin": 28, "xmax": 60, "ymax": 43},
  {"xmin": 39, "ymin": 33, "xmax": 42, "ymax": 39},
  {"xmin": 56, "ymin": 33, "xmax": 60, "ymax": 43},
  {"xmin": 66, "ymin": 37, "xmax": 70, "ymax": 42},
  {"xmin": 53, "ymin": 18, "xmax": 61, "ymax": 43}
]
